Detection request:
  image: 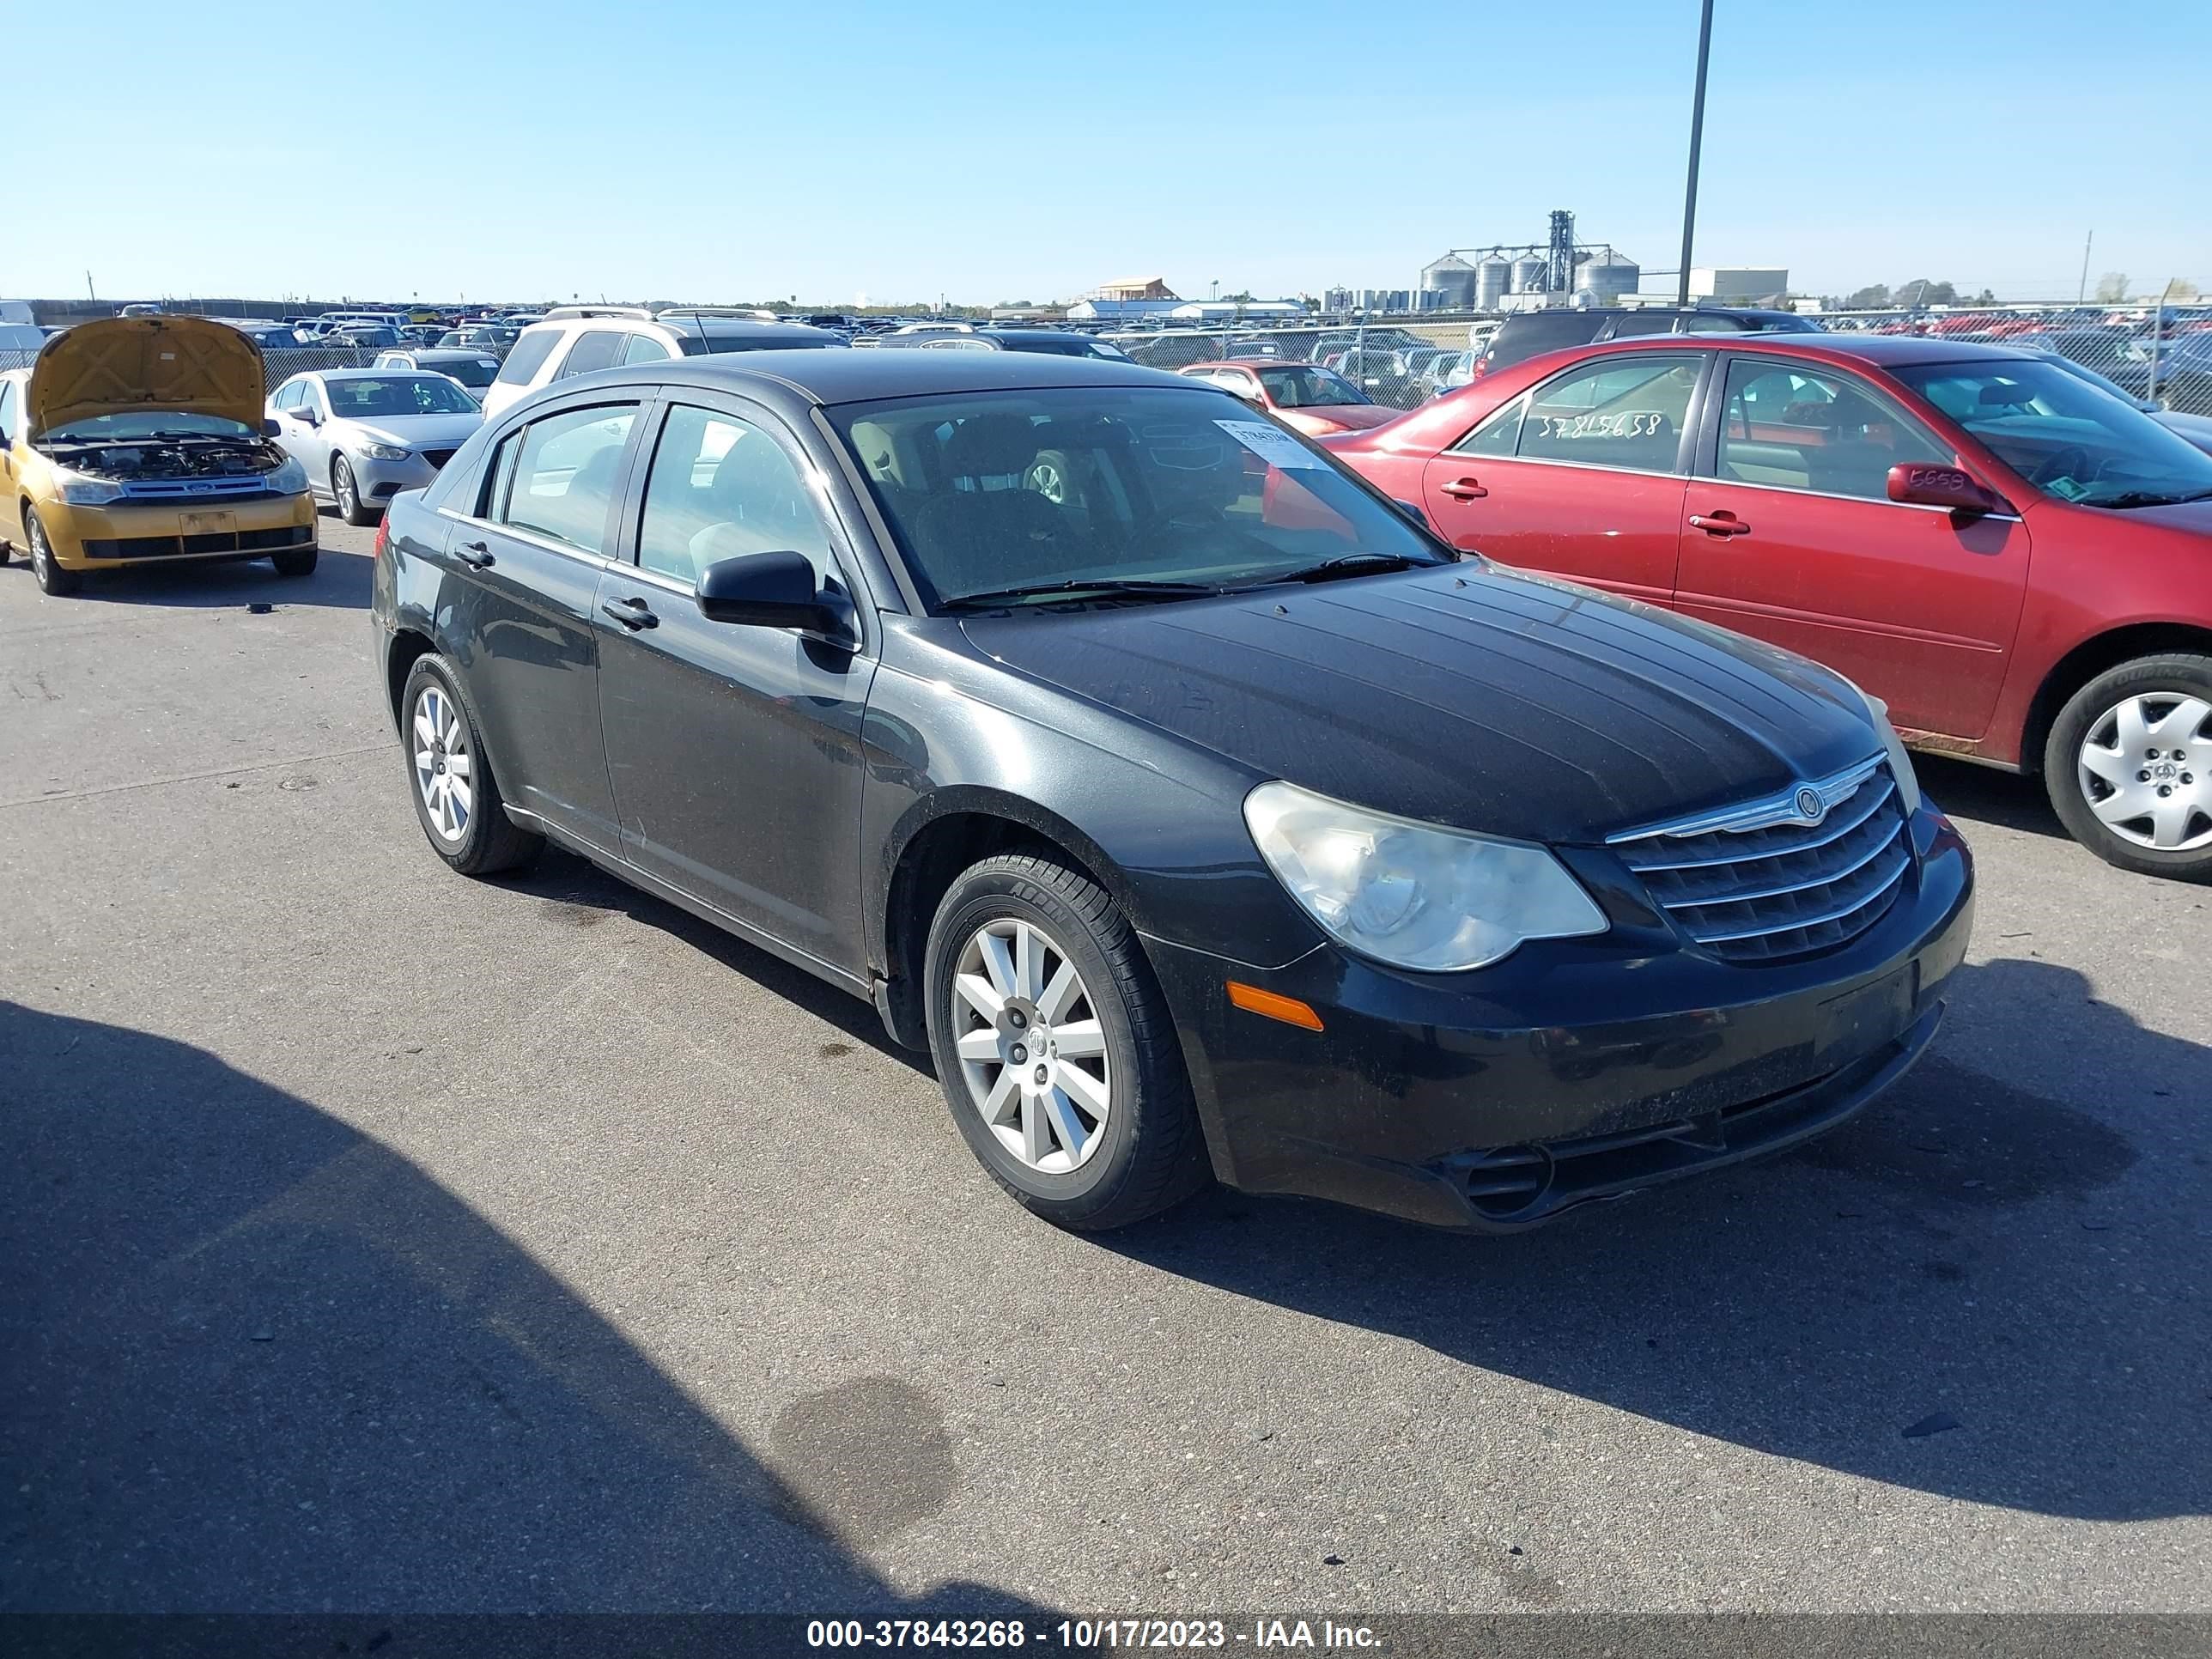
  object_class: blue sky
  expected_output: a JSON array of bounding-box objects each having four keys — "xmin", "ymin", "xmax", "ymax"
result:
[{"xmin": 10, "ymin": 0, "xmax": 2208, "ymax": 306}]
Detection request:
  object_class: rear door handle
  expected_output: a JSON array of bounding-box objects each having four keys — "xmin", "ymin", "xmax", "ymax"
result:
[
  {"xmin": 454, "ymin": 540, "xmax": 495, "ymax": 569},
  {"xmin": 1688, "ymin": 512, "xmax": 1751, "ymax": 537},
  {"xmin": 1437, "ymin": 477, "xmax": 1488, "ymax": 500},
  {"xmin": 601, "ymin": 595, "xmax": 658, "ymax": 629}
]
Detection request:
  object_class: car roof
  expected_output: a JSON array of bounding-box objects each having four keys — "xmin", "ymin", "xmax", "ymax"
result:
[
  {"xmin": 1566, "ymin": 331, "xmax": 2044, "ymax": 370},
  {"xmin": 1180, "ymin": 359, "xmax": 1309, "ymax": 370},
  {"xmin": 313, "ymin": 367, "xmax": 453, "ymax": 381},
  {"xmin": 559, "ymin": 348, "xmax": 1182, "ymax": 410}
]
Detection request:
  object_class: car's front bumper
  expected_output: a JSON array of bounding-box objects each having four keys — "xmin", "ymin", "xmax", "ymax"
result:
[
  {"xmin": 343, "ymin": 449, "xmax": 445, "ymax": 506},
  {"xmin": 37, "ymin": 493, "xmax": 318, "ymax": 569},
  {"xmin": 1142, "ymin": 809, "xmax": 1975, "ymax": 1231}
]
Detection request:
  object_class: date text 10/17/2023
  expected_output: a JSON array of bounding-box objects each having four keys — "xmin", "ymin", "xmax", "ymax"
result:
[{"xmin": 805, "ymin": 1618, "xmax": 1382, "ymax": 1650}]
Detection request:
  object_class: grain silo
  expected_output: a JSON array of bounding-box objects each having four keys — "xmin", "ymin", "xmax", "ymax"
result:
[
  {"xmin": 1510, "ymin": 254, "xmax": 1549, "ymax": 294},
  {"xmin": 1419, "ymin": 253, "xmax": 1477, "ymax": 310}
]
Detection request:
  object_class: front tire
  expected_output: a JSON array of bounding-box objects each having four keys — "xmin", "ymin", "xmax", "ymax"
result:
[
  {"xmin": 924, "ymin": 853, "xmax": 1208, "ymax": 1230},
  {"xmin": 332, "ymin": 455, "xmax": 377, "ymax": 527},
  {"xmin": 399, "ymin": 654, "xmax": 542, "ymax": 877},
  {"xmin": 2045, "ymin": 653, "xmax": 2212, "ymax": 882},
  {"xmin": 271, "ymin": 547, "xmax": 319, "ymax": 578},
  {"xmin": 26, "ymin": 510, "xmax": 82, "ymax": 596}
]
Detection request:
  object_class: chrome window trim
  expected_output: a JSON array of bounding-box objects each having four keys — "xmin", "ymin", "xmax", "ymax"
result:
[
  {"xmin": 1609, "ymin": 754, "xmax": 1885, "ymax": 844},
  {"xmin": 1686, "ymin": 473, "xmax": 2024, "ymax": 521}
]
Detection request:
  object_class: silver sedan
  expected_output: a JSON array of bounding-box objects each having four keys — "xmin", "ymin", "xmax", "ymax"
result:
[{"xmin": 266, "ymin": 370, "xmax": 485, "ymax": 526}]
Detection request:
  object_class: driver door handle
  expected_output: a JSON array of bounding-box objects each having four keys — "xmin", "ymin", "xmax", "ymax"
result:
[
  {"xmin": 1688, "ymin": 511, "xmax": 1752, "ymax": 537},
  {"xmin": 1437, "ymin": 477, "xmax": 1488, "ymax": 500},
  {"xmin": 454, "ymin": 540, "xmax": 495, "ymax": 569},
  {"xmin": 601, "ymin": 595, "xmax": 658, "ymax": 629}
]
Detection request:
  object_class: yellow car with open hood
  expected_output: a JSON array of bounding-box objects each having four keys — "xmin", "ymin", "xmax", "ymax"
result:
[{"xmin": 0, "ymin": 315, "xmax": 317, "ymax": 596}]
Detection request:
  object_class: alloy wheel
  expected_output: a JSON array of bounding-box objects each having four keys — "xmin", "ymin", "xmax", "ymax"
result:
[
  {"xmin": 334, "ymin": 459, "xmax": 358, "ymax": 520},
  {"xmin": 411, "ymin": 683, "xmax": 474, "ymax": 843},
  {"xmin": 950, "ymin": 916, "xmax": 1112, "ymax": 1174},
  {"xmin": 1028, "ymin": 459, "xmax": 1067, "ymax": 506},
  {"xmin": 2077, "ymin": 692, "xmax": 2212, "ymax": 852}
]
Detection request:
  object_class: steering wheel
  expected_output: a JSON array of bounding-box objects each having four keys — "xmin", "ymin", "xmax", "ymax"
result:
[{"xmin": 2030, "ymin": 445, "xmax": 2091, "ymax": 489}]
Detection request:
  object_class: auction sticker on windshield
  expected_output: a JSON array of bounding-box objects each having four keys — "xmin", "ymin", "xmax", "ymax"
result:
[{"xmin": 1215, "ymin": 419, "xmax": 1323, "ymax": 469}]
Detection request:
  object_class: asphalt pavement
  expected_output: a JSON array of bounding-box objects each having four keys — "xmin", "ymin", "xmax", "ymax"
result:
[{"xmin": 3, "ymin": 522, "xmax": 2207, "ymax": 1617}]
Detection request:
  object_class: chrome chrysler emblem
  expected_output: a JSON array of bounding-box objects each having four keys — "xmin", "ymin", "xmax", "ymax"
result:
[{"xmin": 1794, "ymin": 785, "xmax": 1826, "ymax": 823}]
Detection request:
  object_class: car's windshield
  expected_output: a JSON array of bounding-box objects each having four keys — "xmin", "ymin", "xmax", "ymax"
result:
[
  {"xmin": 324, "ymin": 375, "xmax": 479, "ymax": 417},
  {"xmin": 830, "ymin": 386, "xmax": 1446, "ymax": 609},
  {"xmin": 1259, "ymin": 366, "xmax": 1368, "ymax": 408},
  {"xmin": 1895, "ymin": 358, "xmax": 2212, "ymax": 507},
  {"xmin": 43, "ymin": 410, "xmax": 257, "ymax": 442}
]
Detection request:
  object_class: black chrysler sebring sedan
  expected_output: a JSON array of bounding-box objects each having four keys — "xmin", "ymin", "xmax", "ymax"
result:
[{"xmin": 369, "ymin": 350, "xmax": 1974, "ymax": 1232}]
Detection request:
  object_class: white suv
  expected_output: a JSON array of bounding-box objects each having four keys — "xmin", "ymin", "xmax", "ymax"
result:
[{"xmin": 479, "ymin": 307, "xmax": 843, "ymax": 416}]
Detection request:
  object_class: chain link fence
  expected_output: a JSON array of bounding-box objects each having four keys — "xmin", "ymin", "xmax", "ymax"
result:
[{"xmin": 1098, "ymin": 302, "xmax": 2212, "ymax": 419}]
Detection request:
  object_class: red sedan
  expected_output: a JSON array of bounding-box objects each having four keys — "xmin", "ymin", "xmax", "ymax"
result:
[
  {"xmin": 1324, "ymin": 332, "xmax": 2212, "ymax": 880},
  {"xmin": 1177, "ymin": 359, "xmax": 1400, "ymax": 437}
]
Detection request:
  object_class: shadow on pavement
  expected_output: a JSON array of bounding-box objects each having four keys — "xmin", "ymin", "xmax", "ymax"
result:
[
  {"xmin": 502, "ymin": 848, "xmax": 927, "ymax": 1072},
  {"xmin": 1095, "ymin": 956, "xmax": 2208, "ymax": 1524},
  {"xmin": 4, "ymin": 540, "xmax": 370, "ymax": 612},
  {"xmin": 0, "ymin": 1000, "xmax": 1042, "ymax": 1616},
  {"xmin": 1918, "ymin": 755, "xmax": 2070, "ymax": 843}
]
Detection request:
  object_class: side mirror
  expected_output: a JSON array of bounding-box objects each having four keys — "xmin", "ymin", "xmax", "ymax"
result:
[
  {"xmin": 295, "ymin": 409, "xmax": 319, "ymax": 427},
  {"xmin": 695, "ymin": 550, "xmax": 851, "ymax": 638},
  {"xmin": 262, "ymin": 417, "xmax": 283, "ymax": 438},
  {"xmin": 1393, "ymin": 498, "xmax": 1430, "ymax": 527},
  {"xmin": 1887, "ymin": 461, "xmax": 2008, "ymax": 517}
]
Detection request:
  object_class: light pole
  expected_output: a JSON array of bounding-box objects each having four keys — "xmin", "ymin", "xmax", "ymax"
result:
[{"xmin": 1675, "ymin": 0, "xmax": 1717, "ymax": 309}]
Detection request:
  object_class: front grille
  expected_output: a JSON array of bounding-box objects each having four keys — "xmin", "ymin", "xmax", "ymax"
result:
[
  {"xmin": 118, "ymin": 475, "xmax": 276, "ymax": 501},
  {"xmin": 1612, "ymin": 761, "xmax": 1911, "ymax": 963},
  {"xmin": 420, "ymin": 448, "xmax": 459, "ymax": 470}
]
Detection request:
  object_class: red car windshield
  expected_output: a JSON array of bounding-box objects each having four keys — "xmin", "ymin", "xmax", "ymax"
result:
[{"xmin": 1896, "ymin": 359, "xmax": 2212, "ymax": 508}]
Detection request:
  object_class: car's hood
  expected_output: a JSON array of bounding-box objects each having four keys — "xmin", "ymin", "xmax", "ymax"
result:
[
  {"xmin": 27, "ymin": 314, "xmax": 264, "ymax": 438},
  {"xmin": 2152, "ymin": 410, "xmax": 2212, "ymax": 455},
  {"xmin": 1296, "ymin": 404, "xmax": 1399, "ymax": 433},
  {"xmin": 2105, "ymin": 495, "xmax": 2212, "ymax": 534},
  {"xmin": 338, "ymin": 411, "xmax": 484, "ymax": 447},
  {"xmin": 961, "ymin": 564, "xmax": 1882, "ymax": 844}
]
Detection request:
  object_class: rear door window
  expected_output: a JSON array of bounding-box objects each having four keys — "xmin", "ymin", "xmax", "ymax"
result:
[
  {"xmin": 1512, "ymin": 354, "xmax": 1702, "ymax": 471},
  {"xmin": 557, "ymin": 331, "xmax": 625, "ymax": 380},
  {"xmin": 492, "ymin": 404, "xmax": 640, "ymax": 554},
  {"xmin": 622, "ymin": 333, "xmax": 672, "ymax": 365},
  {"xmin": 492, "ymin": 328, "xmax": 561, "ymax": 386}
]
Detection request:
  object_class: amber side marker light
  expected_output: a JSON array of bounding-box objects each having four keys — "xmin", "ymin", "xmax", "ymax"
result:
[{"xmin": 1226, "ymin": 981, "xmax": 1325, "ymax": 1031}]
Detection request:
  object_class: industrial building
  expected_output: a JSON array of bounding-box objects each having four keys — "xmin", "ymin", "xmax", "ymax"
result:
[{"xmin": 1686, "ymin": 266, "xmax": 1790, "ymax": 303}]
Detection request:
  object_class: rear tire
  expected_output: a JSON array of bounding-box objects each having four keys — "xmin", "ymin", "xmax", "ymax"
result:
[
  {"xmin": 26, "ymin": 510, "xmax": 82, "ymax": 596},
  {"xmin": 399, "ymin": 654, "xmax": 542, "ymax": 877},
  {"xmin": 924, "ymin": 853, "xmax": 1209, "ymax": 1230},
  {"xmin": 332, "ymin": 455, "xmax": 378, "ymax": 527},
  {"xmin": 271, "ymin": 547, "xmax": 319, "ymax": 578},
  {"xmin": 2044, "ymin": 653, "xmax": 2212, "ymax": 883}
]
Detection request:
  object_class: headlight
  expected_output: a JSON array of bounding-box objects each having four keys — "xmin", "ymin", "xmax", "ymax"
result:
[
  {"xmin": 1856, "ymin": 690, "xmax": 1923, "ymax": 817},
  {"xmin": 362, "ymin": 443, "xmax": 410, "ymax": 462},
  {"xmin": 1243, "ymin": 781, "xmax": 1608, "ymax": 972},
  {"xmin": 266, "ymin": 456, "xmax": 307, "ymax": 495},
  {"xmin": 51, "ymin": 468, "xmax": 124, "ymax": 506}
]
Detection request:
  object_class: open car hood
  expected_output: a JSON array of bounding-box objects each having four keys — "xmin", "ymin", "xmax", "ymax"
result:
[{"xmin": 27, "ymin": 316, "xmax": 265, "ymax": 439}]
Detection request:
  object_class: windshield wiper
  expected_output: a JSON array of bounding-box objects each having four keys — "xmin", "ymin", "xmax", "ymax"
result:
[
  {"xmin": 1255, "ymin": 551, "xmax": 1440, "ymax": 586},
  {"xmin": 944, "ymin": 578, "xmax": 1224, "ymax": 610},
  {"xmin": 2084, "ymin": 488, "xmax": 2212, "ymax": 510}
]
